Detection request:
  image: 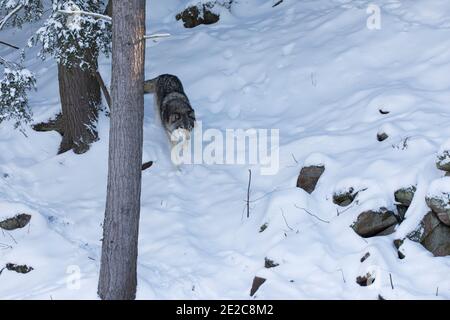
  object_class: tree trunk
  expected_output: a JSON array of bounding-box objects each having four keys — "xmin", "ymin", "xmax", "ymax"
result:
[
  {"xmin": 98, "ymin": 0, "xmax": 146, "ymax": 300},
  {"xmin": 57, "ymin": 61, "xmax": 100, "ymax": 154}
]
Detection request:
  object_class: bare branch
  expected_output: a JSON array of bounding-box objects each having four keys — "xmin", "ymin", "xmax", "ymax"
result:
[
  {"xmin": 143, "ymin": 33, "xmax": 171, "ymax": 40},
  {"xmin": 0, "ymin": 40, "xmax": 19, "ymax": 50}
]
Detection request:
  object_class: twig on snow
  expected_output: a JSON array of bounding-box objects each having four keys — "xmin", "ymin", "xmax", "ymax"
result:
[{"xmin": 294, "ymin": 204, "xmax": 330, "ymax": 223}]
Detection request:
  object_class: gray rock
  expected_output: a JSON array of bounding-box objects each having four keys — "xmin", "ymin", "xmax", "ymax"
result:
[
  {"xmin": 176, "ymin": 1, "xmax": 233, "ymax": 28},
  {"xmin": 296, "ymin": 165, "xmax": 325, "ymax": 194},
  {"xmin": 250, "ymin": 276, "xmax": 266, "ymax": 297},
  {"xmin": 376, "ymin": 223, "xmax": 397, "ymax": 236},
  {"xmin": 351, "ymin": 209, "xmax": 398, "ymax": 238},
  {"xmin": 377, "ymin": 132, "xmax": 389, "ymax": 142},
  {"xmin": 264, "ymin": 258, "xmax": 279, "ymax": 268},
  {"xmin": 5, "ymin": 263, "xmax": 33, "ymax": 274},
  {"xmin": 0, "ymin": 213, "xmax": 31, "ymax": 231},
  {"xmin": 393, "ymin": 239, "xmax": 406, "ymax": 259},
  {"xmin": 422, "ymin": 223, "xmax": 450, "ymax": 257},
  {"xmin": 394, "ymin": 186, "xmax": 416, "ymax": 207},
  {"xmin": 436, "ymin": 150, "xmax": 450, "ymax": 172},
  {"xmin": 407, "ymin": 211, "xmax": 450, "ymax": 257},
  {"xmin": 425, "ymin": 195, "xmax": 450, "ymax": 226},
  {"xmin": 333, "ymin": 187, "xmax": 357, "ymax": 207}
]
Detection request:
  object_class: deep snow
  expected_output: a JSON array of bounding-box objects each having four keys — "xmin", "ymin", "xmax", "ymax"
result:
[{"xmin": 0, "ymin": 0, "xmax": 449, "ymax": 299}]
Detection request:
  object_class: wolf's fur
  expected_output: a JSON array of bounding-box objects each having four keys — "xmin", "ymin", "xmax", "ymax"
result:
[{"xmin": 144, "ymin": 74, "xmax": 196, "ymax": 162}]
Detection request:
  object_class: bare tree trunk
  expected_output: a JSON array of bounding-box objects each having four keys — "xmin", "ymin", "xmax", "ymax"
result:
[
  {"xmin": 57, "ymin": 61, "xmax": 100, "ymax": 154},
  {"xmin": 98, "ymin": 0, "xmax": 146, "ymax": 300}
]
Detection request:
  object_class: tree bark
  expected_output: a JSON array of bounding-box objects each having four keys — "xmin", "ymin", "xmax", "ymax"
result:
[
  {"xmin": 57, "ymin": 61, "xmax": 100, "ymax": 154},
  {"xmin": 98, "ymin": 0, "xmax": 146, "ymax": 300}
]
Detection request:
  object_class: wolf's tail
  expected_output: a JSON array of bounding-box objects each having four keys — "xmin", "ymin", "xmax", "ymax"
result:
[{"xmin": 143, "ymin": 77, "xmax": 158, "ymax": 94}]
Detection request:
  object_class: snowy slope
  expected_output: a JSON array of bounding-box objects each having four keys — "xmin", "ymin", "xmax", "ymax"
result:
[{"xmin": 0, "ymin": 0, "xmax": 449, "ymax": 299}]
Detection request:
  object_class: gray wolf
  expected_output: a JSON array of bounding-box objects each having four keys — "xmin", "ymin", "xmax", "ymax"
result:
[{"xmin": 144, "ymin": 74, "xmax": 196, "ymax": 162}]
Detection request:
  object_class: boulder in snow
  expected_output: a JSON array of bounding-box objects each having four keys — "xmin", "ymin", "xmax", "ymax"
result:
[
  {"xmin": 394, "ymin": 185, "xmax": 416, "ymax": 220},
  {"xmin": 351, "ymin": 208, "xmax": 398, "ymax": 238},
  {"xmin": 394, "ymin": 186, "xmax": 416, "ymax": 207},
  {"xmin": 4, "ymin": 263, "xmax": 33, "ymax": 274},
  {"xmin": 333, "ymin": 187, "xmax": 358, "ymax": 207},
  {"xmin": 0, "ymin": 213, "xmax": 31, "ymax": 231},
  {"xmin": 426, "ymin": 178, "xmax": 450, "ymax": 226},
  {"xmin": 296, "ymin": 165, "xmax": 325, "ymax": 194},
  {"xmin": 407, "ymin": 211, "xmax": 450, "ymax": 257},
  {"xmin": 436, "ymin": 142, "xmax": 450, "ymax": 172},
  {"xmin": 176, "ymin": 1, "xmax": 233, "ymax": 28}
]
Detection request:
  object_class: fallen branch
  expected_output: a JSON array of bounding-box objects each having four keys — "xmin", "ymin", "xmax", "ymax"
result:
[
  {"xmin": 272, "ymin": 0, "xmax": 283, "ymax": 8},
  {"xmin": 280, "ymin": 208, "xmax": 294, "ymax": 231},
  {"xmin": 389, "ymin": 273, "xmax": 394, "ymax": 290}
]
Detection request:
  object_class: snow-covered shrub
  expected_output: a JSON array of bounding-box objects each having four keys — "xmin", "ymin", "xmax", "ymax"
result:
[
  {"xmin": 0, "ymin": 0, "xmax": 43, "ymax": 28},
  {"xmin": 0, "ymin": 64, "xmax": 35, "ymax": 127},
  {"xmin": 29, "ymin": 0, "xmax": 111, "ymax": 70}
]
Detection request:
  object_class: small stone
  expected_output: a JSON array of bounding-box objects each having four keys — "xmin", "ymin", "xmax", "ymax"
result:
[
  {"xmin": 141, "ymin": 161, "xmax": 153, "ymax": 171},
  {"xmin": 250, "ymin": 276, "xmax": 266, "ymax": 296},
  {"xmin": 259, "ymin": 223, "xmax": 268, "ymax": 233},
  {"xmin": 425, "ymin": 196, "xmax": 450, "ymax": 226},
  {"xmin": 356, "ymin": 272, "xmax": 375, "ymax": 287},
  {"xmin": 333, "ymin": 187, "xmax": 357, "ymax": 207},
  {"xmin": 5, "ymin": 263, "xmax": 33, "ymax": 274},
  {"xmin": 394, "ymin": 186, "xmax": 416, "ymax": 207},
  {"xmin": 264, "ymin": 257, "xmax": 279, "ymax": 268},
  {"xmin": 296, "ymin": 165, "xmax": 325, "ymax": 194},
  {"xmin": 176, "ymin": 2, "xmax": 220, "ymax": 28},
  {"xmin": 351, "ymin": 209, "xmax": 398, "ymax": 238},
  {"xmin": 360, "ymin": 252, "xmax": 370, "ymax": 263},
  {"xmin": 436, "ymin": 150, "xmax": 450, "ymax": 172},
  {"xmin": 377, "ymin": 132, "xmax": 389, "ymax": 142},
  {"xmin": 394, "ymin": 239, "xmax": 406, "ymax": 259},
  {"xmin": 0, "ymin": 214, "xmax": 31, "ymax": 231}
]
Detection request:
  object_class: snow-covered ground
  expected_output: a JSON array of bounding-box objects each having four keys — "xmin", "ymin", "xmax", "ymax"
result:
[{"xmin": 0, "ymin": 0, "xmax": 449, "ymax": 299}]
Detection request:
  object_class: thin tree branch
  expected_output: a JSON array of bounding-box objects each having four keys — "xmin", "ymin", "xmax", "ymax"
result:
[
  {"xmin": 294, "ymin": 204, "xmax": 330, "ymax": 223},
  {"xmin": 57, "ymin": 9, "xmax": 112, "ymax": 21},
  {"xmin": 0, "ymin": 40, "xmax": 19, "ymax": 50},
  {"xmin": 143, "ymin": 33, "xmax": 171, "ymax": 40},
  {"xmin": 58, "ymin": 9, "xmax": 170, "ymax": 41},
  {"xmin": 94, "ymin": 71, "xmax": 111, "ymax": 109},
  {"xmin": 0, "ymin": 4, "xmax": 23, "ymax": 31}
]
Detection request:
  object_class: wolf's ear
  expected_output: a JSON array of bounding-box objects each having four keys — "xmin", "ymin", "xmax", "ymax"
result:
[{"xmin": 189, "ymin": 109, "xmax": 196, "ymax": 120}]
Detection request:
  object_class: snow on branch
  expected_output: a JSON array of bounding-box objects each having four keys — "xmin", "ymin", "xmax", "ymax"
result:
[
  {"xmin": 57, "ymin": 9, "xmax": 112, "ymax": 22},
  {"xmin": 0, "ymin": 4, "xmax": 23, "ymax": 30},
  {"xmin": 144, "ymin": 33, "xmax": 171, "ymax": 40},
  {"xmin": 57, "ymin": 9, "xmax": 170, "ymax": 41}
]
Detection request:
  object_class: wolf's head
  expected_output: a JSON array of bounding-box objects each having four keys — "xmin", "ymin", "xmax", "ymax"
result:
[{"xmin": 163, "ymin": 102, "xmax": 196, "ymax": 135}]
